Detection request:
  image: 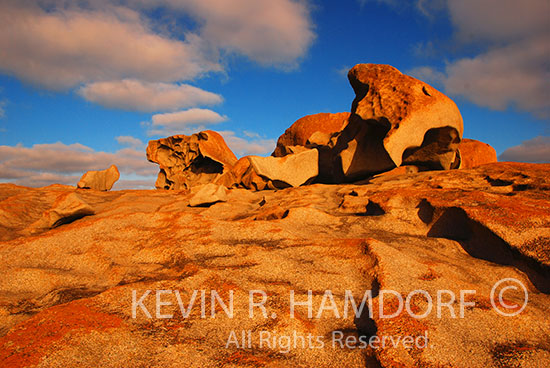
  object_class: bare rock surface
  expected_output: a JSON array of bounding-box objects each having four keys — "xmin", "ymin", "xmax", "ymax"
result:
[
  {"xmin": 77, "ymin": 164, "xmax": 120, "ymax": 191},
  {"xmin": 147, "ymin": 131, "xmax": 238, "ymax": 190},
  {"xmin": 188, "ymin": 183, "xmax": 228, "ymax": 207},
  {"xmin": 459, "ymin": 138, "xmax": 498, "ymax": 169},
  {"xmin": 0, "ymin": 162, "xmax": 549, "ymax": 367},
  {"xmin": 24, "ymin": 192, "xmax": 95, "ymax": 234}
]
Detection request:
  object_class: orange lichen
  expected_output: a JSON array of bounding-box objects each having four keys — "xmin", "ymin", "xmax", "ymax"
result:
[{"xmin": 0, "ymin": 299, "xmax": 123, "ymax": 368}]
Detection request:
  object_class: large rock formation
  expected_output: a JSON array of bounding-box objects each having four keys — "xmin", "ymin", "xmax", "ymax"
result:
[
  {"xmin": 332, "ymin": 64, "xmax": 463, "ymax": 181},
  {"xmin": 0, "ymin": 162, "xmax": 549, "ymax": 367},
  {"xmin": 77, "ymin": 164, "xmax": 120, "ymax": 191},
  {"xmin": 147, "ymin": 131, "xmax": 238, "ymax": 190},
  {"xmin": 459, "ymin": 138, "xmax": 498, "ymax": 169}
]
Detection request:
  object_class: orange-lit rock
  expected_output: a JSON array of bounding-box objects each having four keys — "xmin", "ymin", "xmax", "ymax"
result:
[
  {"xmin": 77, "ymin": 164, "xmax": 119, "ymax": 191},
  {"xmin": 332, "ymin": 64, "xmax": 463, "ymax": 181},
  {"xmin": 272, "ymin": 112, "xmax": 350, "ymax": 157},
  {"xmin": 459, "ymin": 138, "xmax": 498, "ymax": 169},
  {"xmin": 147, "ymin": 130, "xmax": 238, "ymax": 190},
  {"xmin": 0, "ymin": 161, "xmax": 548, "ymax": 367}
]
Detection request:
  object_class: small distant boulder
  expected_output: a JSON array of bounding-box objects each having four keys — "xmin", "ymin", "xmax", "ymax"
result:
[
  {"xmin": 147, "ymin": 131, "xmax": 237, "ymax": 190},
  {"xmin": 77, "ymin": 164, "xmax": 120, "ymax": 191},
  {"xmin": 188, "ymin": 183, "xmax": 228, "ymax": 207},
  {"xmin": 458, "ymin": 139, "xmax": 498, "ymax": 169}
]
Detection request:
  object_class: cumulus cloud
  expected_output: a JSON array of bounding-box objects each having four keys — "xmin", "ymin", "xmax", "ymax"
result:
[
  {"xmin": 152, "ymin": 108, "xmax": 227, "ymax": 127},
  {"xmin": 407, "ymin": 66, "xmax": 445, "ymax": 86},
  {"xmin": 0, "ymin": 1, "xmax": 220, "ymax": 90},
  {"xmin": 219, "ymin": 131, "xmax": 276, "ymax": 157},
  {"xmin": 116, "ymin": 135, "xmax": 144, "ymax": 148},
  {"xmin": 78, "ymin": 80, "xmax": 222, "ymax": 112},
  {"xmin": 447, "ymin": 0, "xmax": 550, "ymax": 44},
  {"xmin": 147, "ymin": 108, "xmax": 228, "ymax": 136},
  {"xmin": 499, "ymin": 136, "xmax": 550, "ymax": 163},
  {"xmin": 0, "ymin": 0, "xmax": 315, "ymax": 90},
  {"xmin": 169, "ymin": 0, "xmax": 315, "ymax": 67},
  {"xmin": 444, "ymin": 35, "xmax": 550, "ymax": 117},
  {"xmin": 405, "ymin": 0, "xmax": 550, "ymax": 119},
  {"xmin": 0, "ymin": 142, "xmax": 157, "ymax": 188}
]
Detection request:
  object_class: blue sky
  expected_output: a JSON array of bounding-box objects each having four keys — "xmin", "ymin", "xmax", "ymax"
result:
[{"xmin": 0, "ymin": 0, "xmax": 548, "ymax": 188}]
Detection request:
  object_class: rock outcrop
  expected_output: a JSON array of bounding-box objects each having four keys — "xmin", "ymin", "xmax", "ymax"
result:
[
  {"xmin": 77, "ymin": 164, "xmax": 119, "ymax": 191},
  {"xmin": 248, "ymin": 149, "xmax": 319, "ymax": 188},
  {"xmin": 215, "ymin": 150, "xmax": 319, "ymax": 191},
  {"xmin": 188, "ymin": 183, "xmax": 228, "ymax": 207},
  {"xmin": 272, "ymin": 112, "xmax": 350, "ymax": 157},
  {"xmin": 147, "ymin": 131, "xmax": 237, "ymax": 190},
  {"xmin": 269, "ymin": 65, "xmax": 466, "ymax": 184},
  {"xmin": 0, "ymin": 162, "xmax": 549, "ymax": 367},
  {"xmin": 25, "ymin": 192, "xmax": 95, "ymax": 234},
  {"xmin": 215, "ymin": 156, "xmax": 271, "ymax": 191},
  {"xmin": 459, "ymin": 138, "xmax": 498, "ymax": 169},
  {"xmin": 331, "ymin": 64, "xmax": 463, "ymax": 181}
]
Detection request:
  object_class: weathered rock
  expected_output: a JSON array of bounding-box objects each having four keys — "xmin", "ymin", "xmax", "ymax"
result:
[
  {"xmin": 332, "ymin": 64, "xmax": 463, "ymax": 181},
  {"xmin": 372, "ymin": 164, "xmax": 423, "ymax": 178},
  {"xmin": 253, "ymin": 204, "xmax": 289, "ymax": 220},
  {"xmin": 25, "ymin": 192, "xmax": 95, "ymax": 233},
  {"xmin": 459, "ymin": 138, "xmax": 498, "ymax": 169},
  {"xmin": 188, "ymin": 183, "xmax": 228, "ymax": 207},
  {"xmin": 77, "ymin": 165, "xmax": 119, "ymax": 191},
  {"xmin": 0, "ymin": 162, "xmax": 549, "ymax": 367},
  {"xmin": 272, "ymin": 112, "xmax": 350, "ymax": 157},
  {"xmin": 213, "ymin": 157, "xmax": 269, "ymax": 191},
  {"xmin": 248, "ymin": 149, "xmax": 319, "ymax": 188},
  {"xmin": 147, "ymin": 131, "xmax": 238, "ymax": 190}
]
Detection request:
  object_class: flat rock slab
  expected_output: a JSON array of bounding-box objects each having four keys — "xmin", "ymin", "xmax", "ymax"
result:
[{"xmin": 248, "ymin": 149, "xmax": 319, "ymax": 188}]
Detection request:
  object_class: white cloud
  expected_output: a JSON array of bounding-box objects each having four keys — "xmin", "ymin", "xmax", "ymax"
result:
[
  {"xmin": 151, "ymin": 108, "xmax": 227, "ymax": 130},
  {"xmin": 499, "ymin": 136, "xmax": 550, "ymax": 163},
  {"xmin": 407, "ymin": 66, "xmax": 445, "ymax": 86},
  {"xmin": 0, "ymin": 0, "xmax": 315, "ymax": 91},
  {"xmin": 0, "ymin": 100, "xmax": 5, "ymax": 119},
  {"xmin": 152, "ymin": 108, "xmax": 227, "ymax": 127},
  {"xmin": 78, "ymin": 80, "xmax": 222, "ymax": 112},
  {"xmin": 116, "ymin": 135, "xmax": 144, "ymax": 148},
  {"xmin": 219, "ymin": 130, "xmax": 275, "ymax": 157},
  {"xmin": 444, "ymin": 35, "xmax": 550, "ymax": 117},
  {"xmin": 0, "ymin": 1, "xmax": 220, "ymax": 90},
  {"xmin": 162, "ymin": 0, "xmax": 315, "ymax": 67},
  {"xmin": 447, "ymin": 0, "xmax": 550, "ymax": 44},
  {"xmin": 406, "ymin": 0, "xmax": 550, "ymax": 119},
  {"xmin": 145, "ymin": 108, "xmax": 228, "ymax": 137},
  {"xmin": 0, "ymin": 142, "xmax": 157, "ymax": 188}
]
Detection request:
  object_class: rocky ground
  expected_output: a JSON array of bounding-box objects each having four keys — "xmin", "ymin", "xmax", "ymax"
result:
[{"xmin": 0, "ymin": 162, "xmax": 549, "ymax": 367}]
